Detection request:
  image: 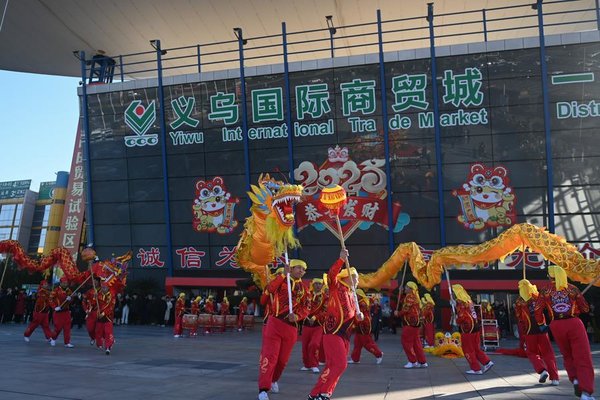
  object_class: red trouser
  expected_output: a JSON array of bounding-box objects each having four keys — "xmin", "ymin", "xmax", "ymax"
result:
[
  {"xmin": 401, "ymin": 325, "xmax": 426, "ymax": 364},
  {"xmin": 550, "ymin": 318, "xmax": 594, "ymax": 394},
  {"xmin": 238, "ymin": 313, "xmax": 244, "ymax": 329},
  {"xmin": 351, "ymin": 333, "xmax": 383, "ymax": 362},
  {"xmin": 95, "ymin": 321, "xmax": 114, "ymax": 349},
  {"xmin": 302, "ymin": 325, "xmax": 323, "ymax": 368},
  {"xmin": 461, "ymin": 331, "xmax": 490, "ymax": 372},
  {"xmin": 524, "ymin": 333, "xmax": 559, "ymax": 380},
  {"xmin": 310, "ymin": 334, "xmax": 349, "ymax": 397},
  {"xmin": 258, "ymin": 317, "xmax": 298, "ymax": 391},
  {"xmin": 86, "ymin": 311, "xmax": 97, "ymax": 341},
  {"xmin": 24, "ymin": 311, "xmax": 53, "ymax": 339},
  {"xmin": 52, "ymin": 311, "xmax": 72, "ymax": 344},
  {"xmin": 173, "ymin": 315, "xmax": 183, "ymax": 335},
  {"xmin": 424, "ymin": 322, "xmax": 434, "ymax": 346}
]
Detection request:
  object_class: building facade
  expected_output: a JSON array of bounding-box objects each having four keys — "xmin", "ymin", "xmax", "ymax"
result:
[{"xmin": 78, "ymin": 7, "xmax": 600, "ymax": 298}]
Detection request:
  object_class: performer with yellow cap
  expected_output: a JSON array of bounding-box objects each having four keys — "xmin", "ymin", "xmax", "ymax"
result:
[
  {"xmin": 173, "ymin": 292, "xmax": 186, "ymax": 338},
  {"xmin": 189, "ymin": 296, "xmax": 201, "ymax": 336},
  {"xmin": 307, "ymin": 249, "xmax": 362, "ymax": 400},
  {"xmin": 300, "ymin": 278, "xmax": 326, "ymax": 373},
  {"xmin": 24, "ymin": 280, "xmax": 54, "ymax": 344},
  {"xmin": 421, "ymin": 294, "xmax": 436, "ymax": 349},
  {"xmin": 238, "ymin": 296, "xmax": 249, "ymax": 331},
  {"xmin": 452, "ymin": 284, "xmax": 493, "ymax": 375},
  {"xmin": 257, "ymin": 259, "xmax": 309, "ymax": 400},
  {"xmin": 536, "ymin": 265, "xmax": 593, "ymax": 399},
  {"xmin": 399, "ymin": 281, "xmax": 427, "ymax": 368},
  {"xmin": 514, "ymin": 279, "xmax": 559, "ymax": 385},
  {"xmin": 349, "ymin": 289, "xmax": 383, "ymax": 364},
  {"xmin": 220, "ymin": 296, "xmax": 230, "ymax": 315},
  {"xmin": 480, "ymin": 299, "xmax": 495, "ymax": 320}
]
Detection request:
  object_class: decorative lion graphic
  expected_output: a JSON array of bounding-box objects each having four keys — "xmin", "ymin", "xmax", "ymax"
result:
[
  {"xmin": 452, "ymin": 163, "xmax": 516, "ymax": 230},
  {"xmin": 192, "ymin": 176, "xmax": 239, "ymax": 234},
  {"xmin": 235, "ymin": 174, "xmax": 303, "ymax": 288}
]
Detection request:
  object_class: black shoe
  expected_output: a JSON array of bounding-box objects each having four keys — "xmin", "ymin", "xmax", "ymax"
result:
[{"xmin": 574, "ymin": 382, "xmax": 582, "ymax": 397}]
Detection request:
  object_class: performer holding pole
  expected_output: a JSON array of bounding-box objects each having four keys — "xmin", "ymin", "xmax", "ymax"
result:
[
  {"xmin": 421, "ymin": 294, "xmax": 436, "ymax": 349},
  {"xmin": 350, "ymin": 289, "xmax": 383, "ymax": 364},
  {"xmin": 399, "ymin": 281, "xmax": 427, "ymax": 368},
  {"xmin": 257, "ymin": 259, "xmax": 309, "ymax": 400},
  {"xmin": 301, "ymin": 278, "xmax": 326, "ymax": 373},
  {"xmin": 307, "ymin": 248, "xmax": 361, "ymax": 400},
  {"xmin": 515, "ymin": 279, "xmax": 559, "ymax": 385},
  {"xmin": 536, "ymin": 265, "xmax": 594, "ymax": 399},
  {"xmin": 173, "ymin": 293, "xmax": 186, "ymax": 338},
  {"xmin": 452, "ymin": 284, "xmax": 493, "ymax": 375},
  {"xmin": 50, "ymin": 277, "xmax": 75, "ymax": 348},
  {"xmin": 96, "ymin": 280, "xmax": 116, "ymax": 355},
  {"xmin": 23, "ymin": 280, "xmax": 54, "ymax": 344}
]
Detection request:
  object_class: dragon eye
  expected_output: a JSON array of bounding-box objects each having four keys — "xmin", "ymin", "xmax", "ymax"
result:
[
  {"xmin": 474, "ymin": 174, "xmax": 485, "ymax": 185},
  {"xmin": 490, "ymin": 176, "xmax": 503, "ymax": 188},
  {"xmin": 199, "ymin": 188, "xmax": 210, "ymax": 198},
  {"xmin": 213, "ymin": 186, "xmax": 223, "ymax": 195}
]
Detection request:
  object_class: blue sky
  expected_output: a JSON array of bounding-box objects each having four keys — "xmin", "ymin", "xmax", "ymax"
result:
[{"xmin": 0, "ymin": 70, "xmax": 80, "ymax": 191}]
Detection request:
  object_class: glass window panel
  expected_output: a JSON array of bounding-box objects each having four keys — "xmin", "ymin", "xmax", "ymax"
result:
[{"xmin": 0, "ymin": 204, "xmax": 16, "ymax": 225}]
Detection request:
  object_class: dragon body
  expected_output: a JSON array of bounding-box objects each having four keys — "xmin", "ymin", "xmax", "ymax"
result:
[
  {"xmin": 235, "ymin": 174, "xmax": 303, "ymax": 288},
  {"xmin": 0, "ymin": 240, "xmax": 130, "ymax": 289}
]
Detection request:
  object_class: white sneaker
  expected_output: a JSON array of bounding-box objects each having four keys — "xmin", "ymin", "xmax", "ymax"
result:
[
  {"xmin": 483, "ymin": 361, "xmax": 494, "ymax": 373},
  {"xmin": 23, "ymin": 336, "xmax": 30, "ymax": 343},
  {"xmin": 404, "ymin": 362, "xmax": 417, "ymax": 369},
  {"xmin": 348, "ymin": 359, "xmax": 357, "ymax": 364},
  {"xmin": 376, "ymin": 355, "xmax": 383, "ymax": 364},
  {"xmin": 270, "ymin": 382, "xmax": 279, "ymax": 393},
  {"xmin": 300, "ymin": 366, "xmax": 309, "ymax": 371},
  {"xmin": 581, "ymin": 393, "xmax": 595, "ymax": 400},
  {"xmin": 539, "ymin": 370, "xmax": 549, "ymax": 383},
  {"xmin": 90, "ymin": 339, "xmax": 95, "ymax": 346},
  {"xmin": 50, "ymin": 339, "xmax": 56, "ymax": 347},
  {"xmin": 466, "ymin": 369, "xmax": 483, "ymax": 375},
  {"xmin": 105, "ymin": 349, "xmax": 110, "ymax": 355},
  {"xmin": 258, "ymin": 391, "xmax": 269, "ymax": 400},
  {"xmin": 311, "ymin": 367, "xmax": 320, "ymax": 373},
  {"xmin": 173, "ymin": 335, "xmax": 180, "ymax": 338},
  {"xmin": 551, "ymin": 380, "xmax": 560, "ymax": 386},
  {"xmin": 419, "ymin": 362, "xmax": 428, "ymax": 368},
  {"xmin": 64, "ymin": 343, "xmax": 74, "ymax": 348}
]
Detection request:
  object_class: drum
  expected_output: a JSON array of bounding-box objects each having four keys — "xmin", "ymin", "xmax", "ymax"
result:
[
  {"xmin": 212, "ymin": 314, "xmax": 225, "ymax": 332},
  {"xmin": 243, "ymin": 314, "xmax": 255, "ymax": 329},
  {"xmin": 197, "ymin": 313, "xmax": 212, "ymax": 329},
  {"xmin": 225, "ymin": 314, "xmax": 237, "ymax": 330},
  {"xmin": 182, "ymin": 314, "xmax": 198, "ymax": 330}
]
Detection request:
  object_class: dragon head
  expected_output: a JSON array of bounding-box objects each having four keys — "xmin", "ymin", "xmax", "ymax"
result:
[{"xmin": 248, "ymin": 173, "xmax": 303, "ymax": 254}]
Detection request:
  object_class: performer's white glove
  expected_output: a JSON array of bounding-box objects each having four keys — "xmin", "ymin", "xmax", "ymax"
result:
[
  {"xmin": 449, "ymin": 299, "xmax": 456, "ymax": 307},
  {"xmin": 356, "ymin": 311, "xmax": 364, "ymax": 321},
  {"xmin": 54, "ymin": 306, "xmax": 61, "ymax": 312},
  {"xmin": 66, "ymin": 296, "xmax": 72, "ymax": 301}
]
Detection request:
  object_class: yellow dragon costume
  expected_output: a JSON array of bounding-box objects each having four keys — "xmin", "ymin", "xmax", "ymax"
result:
[
  {"xmin": 234, "ymin": 175, "xmax": 600, "ymax": 290},
  {"xmin": 235, "ymin": 174, "xmax": 303, "ymax": 288}
]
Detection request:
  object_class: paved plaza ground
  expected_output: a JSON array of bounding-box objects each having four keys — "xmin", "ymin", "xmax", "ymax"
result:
[{"xmin": 1, "ymin": 321, "xmax": 599, "ymax": 400}]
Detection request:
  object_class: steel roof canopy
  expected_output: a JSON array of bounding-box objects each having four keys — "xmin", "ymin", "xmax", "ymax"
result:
[{"xmin": 0, "ymin": 0, "xmax": 593, "ymax": 78}]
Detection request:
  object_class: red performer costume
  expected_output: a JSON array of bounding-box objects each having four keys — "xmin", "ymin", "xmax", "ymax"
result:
[
  {"xmin": 96, "ymin": 282, "xmax": 116, "ymax": 355},
  {"xmin": 204, "ymin": 296, "xmax": 216, "ymax": 314},
  {"xmin": 452, "ymin": 284, "xmax": 493, "ymax": 375},
  {"xmin": 257, "ymin": 260, "xmax": 309, "ymax": 400},
  {"xmin": 536, "ymin": 266, "xmax": 594, "ymax": 399},
  {"xmin": 173, "ymin": 293, "xmax": 186, "ymax": 337},
  {"xmin": 190, "ymin": 296, "xmax": 201, "ymax": 336},
  {"xmin": 24, "ymin": 280, "xmax": 54, "ymax": 344},
  {"xmin": 400, "ymin": 282, "xmax": 427, "ymax": 368},
  {"xmin": 350, "ymin": 289, "xmax": 383, "ymax": 364},
  {"xmin": 239, "ymin": 296, "xmax": 249, "ymax": 331},
  {"xmin": 50, "ymin": 277, "xmax": 74, "ymax": 347},
  {"xmin": 421, "ymin": 293, "xmax": 435, "ymax": 348},
  {"xmin": 301, "ymin": 278, "xmax": 326, "ymax": 372},
  {"xmin": 83, "ymin": 283, "xmax": 99, "ymax": 345},
  {"xmin": 515, "ymin": 279, "xmax": 559, "ymax": 385},
  {"xmin": 307, "ymin": 250, "xmax": 360, "ymax": 400},
  {"xmin": 221, "ymin": 297, "xmax": 230, "ymax": 315}
]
